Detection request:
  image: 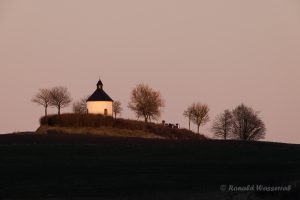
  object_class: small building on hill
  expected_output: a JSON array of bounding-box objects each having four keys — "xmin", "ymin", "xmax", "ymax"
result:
[{"xmin": 86, "ymin": 79, "xmax": 113, "ymax": 116}]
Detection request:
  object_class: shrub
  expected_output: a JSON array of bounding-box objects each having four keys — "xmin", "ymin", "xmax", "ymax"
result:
[{"xmin": 40, "ymin": 114, "xmax": 113, "ymax": 128}]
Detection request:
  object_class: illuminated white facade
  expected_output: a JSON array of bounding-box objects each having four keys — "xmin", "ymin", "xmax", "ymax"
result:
[{"xmin": 87, "ymin": 101, "xmax": 113, "ymax": 116}]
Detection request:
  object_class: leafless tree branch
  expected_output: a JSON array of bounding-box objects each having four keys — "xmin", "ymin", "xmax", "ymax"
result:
[{"xmin": 128, "ymin": 83, "xmax": 165, "ymax": 122}]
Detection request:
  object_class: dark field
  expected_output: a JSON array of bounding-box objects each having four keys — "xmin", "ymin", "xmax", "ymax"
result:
[{"xmin": 0, "ymin": 133, "xmax": 300, "ymax": 199}]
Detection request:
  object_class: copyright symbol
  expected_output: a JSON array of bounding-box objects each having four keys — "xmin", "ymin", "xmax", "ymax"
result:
[{"xmin": 220, "ymin": 185, "xmax": 227, "ymax": 192}]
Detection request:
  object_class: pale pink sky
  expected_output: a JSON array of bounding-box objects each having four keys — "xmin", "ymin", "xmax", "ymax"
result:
[{"xmin": 0, "ymin": 0, "xmax": 300, "ymax": 143}]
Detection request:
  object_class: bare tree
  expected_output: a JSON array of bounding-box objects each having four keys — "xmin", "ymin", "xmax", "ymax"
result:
[
  {"xmin": 112, "ymin": 100, "xmax": 123, "ymax": 119},
  {"xmin": 72, "ymin": 96, "xmax": 88, "ymax": 114},
  {"xmin": 32, "ymin": 88, "xmax": 51, "ymax": 116},
  {"xmin": 211, "ymin": 109, "xmax": 233, "ymax": 140},
  {"xmin": 190, "ymin": 103, "xmax": 209, "ymax": 134},
  {"xmin": 183, "ymin": 105, "xmax": 193, "ymax": 130},
  {"xmin": 231, "ymin": 104, "xmax": 266, "ymax": 141},
  {"xmin": 49, "ymin": 86, "xmax": 72, "ymax": 115},
  {"xmin": 128, "ymin": 83, "xmax": 165, "ymax": 122}
]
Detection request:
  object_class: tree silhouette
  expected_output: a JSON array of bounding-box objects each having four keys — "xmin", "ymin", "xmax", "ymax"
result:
[
  {"xmin": 73, "ymin": 96, "xmax": 88, "ymax": 114},
  {"xmin": 32, "ymin": 88, "xmax": 51, "ymax": 116},
  {"xmin": 128, "ymin": 84, "xmax": 165, "ymax": 122},
  {"xmin": 211, "ymin": 109, "xmax": 233, "ymax": 140},
  {"xmin": 112, "ymin": 100, "xmax": 123, "ymax": 119},
  {"xmin": 183, "ymin": 105, "xmax": 193, "ymax": 130},
  {"xmin": 190, "ymin": 103, "xmax": 209, "ymax": 134},
  {"xmin": 49, "ymin": 86, "xmax": 72, "ymax": 115},
  {"xmin": 231, "ymin": 104, "xmax": 266, "ymax": 141}
]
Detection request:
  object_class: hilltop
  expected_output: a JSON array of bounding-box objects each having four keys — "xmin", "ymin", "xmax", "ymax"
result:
[{"xmin": 36, "ymin": 114, "xmax": 207, "ymax": 140}]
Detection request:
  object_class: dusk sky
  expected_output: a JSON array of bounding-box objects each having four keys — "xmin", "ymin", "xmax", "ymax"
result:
[{"xmin": 1, "ymin": 0, "xmax": 300, "ymax": 143}]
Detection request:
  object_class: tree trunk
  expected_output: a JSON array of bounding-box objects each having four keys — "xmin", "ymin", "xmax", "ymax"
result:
[
  {"xmin": 197, "ymin": 125, "xmax": 200, "ymax": 134},
  {"xmin": 188, "ymin": 119, "xmax": 190, "ymax": 130},
  {"xmin": 145, "ymin": 117, "xmax": 148, "ymax": 123},
  {"xmin": 58, "ymin": 106, "xmax": 61, "ymax": 115},
  {"xmin": 45, "ymin": 106, "xmax": 47, "ymax": 117}
]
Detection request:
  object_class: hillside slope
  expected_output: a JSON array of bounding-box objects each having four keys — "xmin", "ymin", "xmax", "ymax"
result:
[{"xmin": 0, "ymin": 134, "xmax": 299, "ymax": 199}]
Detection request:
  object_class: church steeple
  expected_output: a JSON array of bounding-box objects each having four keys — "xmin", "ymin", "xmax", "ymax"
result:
[{"xmin": 97, "ymin": 78, "xmax": 103, "ymax": 90}]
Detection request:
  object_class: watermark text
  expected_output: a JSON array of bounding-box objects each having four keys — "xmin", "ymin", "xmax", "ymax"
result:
[{"xmin": 220, "ymin": 184, "xmax": 292, "ymax": 192}]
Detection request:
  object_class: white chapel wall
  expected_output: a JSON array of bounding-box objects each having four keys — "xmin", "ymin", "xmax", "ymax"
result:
[{"xmin": 87, "ymin": 101, "xmax": 113, "ymax": 116}]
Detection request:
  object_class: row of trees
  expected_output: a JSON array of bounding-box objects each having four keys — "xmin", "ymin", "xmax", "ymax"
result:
[
  {"xmin": 32, "ymin": 87, "xmax": 123, "ymax": 118},
  {"xmin": 32, "ymin": 83, "xmax": 266, "ymax": 141},
  {"xmin": 126, "ymin": 84, "xmax": 266, "ymax": 141},
  {"xmin": 32, "ymin": 84, "xmax": 164, "ymax": 121},
  {"xmin": 183, "ymin": 103, "xmax": 209, "ymax": 134},
  {"xmin": 32, "ymin": 87, "xmax": 72, "ymax": 116},
  {"xmin": 183, "ymin": 103, "xmax": 266, "ymax": 141},
  {"xmin": 123, "ymin": 84, "xmax": 266, "ymax": 141}
]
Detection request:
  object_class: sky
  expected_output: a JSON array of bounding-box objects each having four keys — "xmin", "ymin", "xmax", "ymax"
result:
[{"xmin": 0, "ymin": 0, "xmax": 300, "ymax": 143}]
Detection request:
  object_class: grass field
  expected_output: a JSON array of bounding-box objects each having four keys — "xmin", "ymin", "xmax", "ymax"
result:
[{"xmin": 0, "ymin": 133, "xmax": 299, "ymax": 199}]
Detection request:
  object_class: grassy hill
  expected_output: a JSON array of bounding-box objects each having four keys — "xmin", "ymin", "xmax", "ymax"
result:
[
  {"xmin": 38, "ymin": 114, "xmax": 207, "ymax": 140},
  {"xmin": 36, "ymin": 125, "xmax": 166, "ymax": 139},
  {"xmin": 0, "ymin": 133, "xmax": 299, "ymax": 199}
]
